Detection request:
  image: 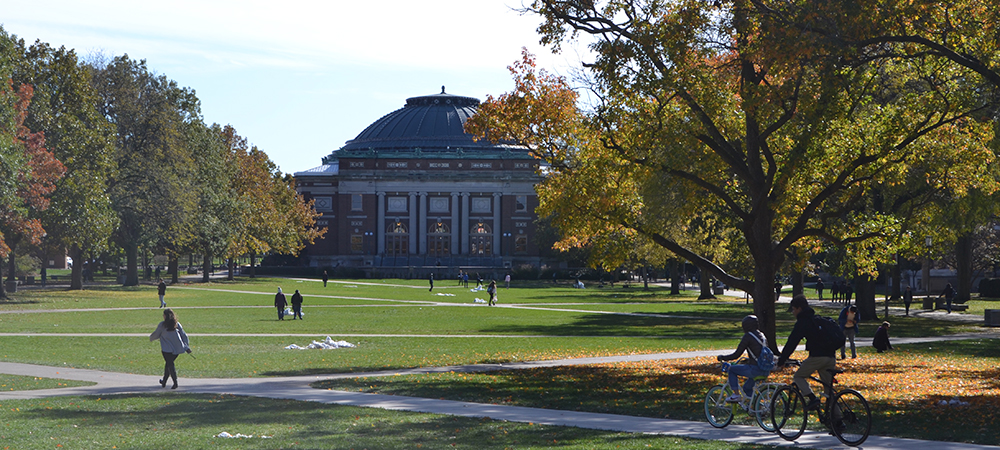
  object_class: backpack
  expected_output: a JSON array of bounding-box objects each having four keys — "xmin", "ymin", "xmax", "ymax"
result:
[
  {"xmin": 747, "ymin": 333, "xmax": 775, "ymax": 372},
  {"xmin": 812, "ymin": 315, "xmax": 847, "ymax": 353}
]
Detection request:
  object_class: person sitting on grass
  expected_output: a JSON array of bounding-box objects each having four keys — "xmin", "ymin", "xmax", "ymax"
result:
[
  {"xmin": 873, "ymin": 321, "xmax": 893, "ymax": 353},
  {"xmin": 716, "ymin": 315, "xmax": 771, "ymax": 403}
]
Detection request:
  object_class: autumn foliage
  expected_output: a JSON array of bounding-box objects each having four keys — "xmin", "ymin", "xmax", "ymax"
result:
[{"xmin": 0, "ymin": 80, "xmax": 65, "ymax": 258}]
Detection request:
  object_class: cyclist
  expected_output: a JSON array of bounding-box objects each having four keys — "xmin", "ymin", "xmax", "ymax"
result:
[
  {"xmin": 716, "ymin": 315, "xmax": 771, "ymax": 402},
  {"xmin": 776, "ymin": 294, "xmax": 836, "ymax": 411}
]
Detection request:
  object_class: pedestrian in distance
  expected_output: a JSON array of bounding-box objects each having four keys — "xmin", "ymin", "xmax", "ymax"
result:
[
  {"xmin": 903, "ymin": 285, "xmax": 913, "ymax": 316},
  {"xmin": 505, "ymin": 273, "xmax": 511, "ymax": 289},
  {"xmin": 815, "ymin": 278, "xmax": 824, "ymax": 301},
  {"xmin": 458, "ymin": 270, "xmax": 464, "ymax": 286},
  {"xmin": 831, "ymin": 281, "xmax": 841, "ymax": 303},
  {"xmin": 477, "ymin": 273, "xmax": 484, "ymax": 288},
  {"xmin": 322, "ymin": 270, "xmax": 328, "ymax": 287},
  {"xmin": 774, "ymin": 280, "xmax": 782, "ymax": 302},
  {"xmin": 487, "ymin": 280, "xmax": 498, "ymax": 306},
  {"xmin": 429, "ymin": 272, "xmax": 434, "ymax": 291},
  {"xmin": 940, "ymin": 283, "xmax": 956, "ymax": 314},
  {"xmin": 463, "ymin": 271, "xmax": 469, "ymax": 288},
  {"xmin": 274, "ymin": 287, "xmax": 287, "ymax": 320},
  {"xmin": 149, "ymin": 308, "xmax": 191, "ymax": 389},
  {"xmin": 873, "ymin": 321, "xmax": 893, "ymax": 352},
  {"xmin": 157, "ymin": 278, "xmax": 167, "ymax": 308},
  {"xmin": 291, "ymin": 289, "xmax": 303, "ymax": 320},
  {"xmin": 838, "ymin": 304, "xmax": 860, "ymax": 359},
  {"xmin": 843, "ymin": 281, "xmax": 854, "ymax": 304}
]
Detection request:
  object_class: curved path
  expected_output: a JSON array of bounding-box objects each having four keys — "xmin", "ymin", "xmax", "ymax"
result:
[{"xmin": 2, "ymin": 333, "xmax": 998, "ymax": 450}]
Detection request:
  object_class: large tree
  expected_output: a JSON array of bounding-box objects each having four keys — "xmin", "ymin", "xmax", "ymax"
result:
[
  {"xmin": 468, "ymin": 1, "xmax": 997, "ymax": 346},
  {"xmin": 89, "ymin": 55, "xmax": 199, "ymax": 286},
  {"xmin": 4, "ymin": 34, "xmax": 119, "ymax": 290}
]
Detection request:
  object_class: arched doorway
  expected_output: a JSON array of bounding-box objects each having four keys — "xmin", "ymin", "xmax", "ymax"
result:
[
  {"xmin": 428, "ymin": 222, "xmax": 450, "ymax": 256},
  {"xmin": 385, "ymin": 221, "xmax": 409, "ymax": 256},
  {"xmin": 470, "ymin": 222, "xmax": 492, "ymax": 256}
]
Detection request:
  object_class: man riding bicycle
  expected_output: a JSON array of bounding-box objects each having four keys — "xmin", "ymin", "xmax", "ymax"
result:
[{"xmin": 776, "ymin": 295, "xmax": 836, "ymax": 411}]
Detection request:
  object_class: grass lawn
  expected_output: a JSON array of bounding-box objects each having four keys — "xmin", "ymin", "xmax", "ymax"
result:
[
  {"xmin": 0, "ymin": 277, "xmax": 996, "ymax": 447},
  {"xmin": 0, "ymin": 374, "xmax": 94, "ymax": 391},
  {"xmin": 0, "ymin": 394, "xmax": 785, "ymax": 450},
  {"xmin": 316, "ymin": 338, "xmax": 1000, "ymax": 445}
]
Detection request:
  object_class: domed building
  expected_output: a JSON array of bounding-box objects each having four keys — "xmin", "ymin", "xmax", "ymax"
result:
[{"xmin": 294, "ymin": 88, "xmax": 544, "ymax": 275}]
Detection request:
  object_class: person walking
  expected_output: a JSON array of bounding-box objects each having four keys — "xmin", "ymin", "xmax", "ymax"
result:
[
  {"xmin": 429, "ymin": 273, "xmax": 435, "ymax": 292},
  {"xmin": 149, "ymin": 308, "xmax": 191, "ymax": 389},
  {"xmin": 504, "ymin": 273, "xmax": 511, "ymax": 289},
  {"xmin": 463, "ymin": 272, "xmax": 469, "ymax": 288},
  {"xmin": 322, "ymin": 270, "xmax": 328, "ymax": 287},
  {"xmin": 274, "ymin": 287, "xmax": 287, "ymax": 320},
  {"xmin": 291, "ymin": 289, "xmax": 304, "ymax": 320},
  {"xmin": 458, "ymin": 270, "xmax": 464, "ymax": 286},
  {"xmin": 487, "ymin": 280, "xmax": 498, "ymax": 306},
  {"xmin": 903, "ymin": 285, "xmax": 913, "ymax": 316},
  {"xmin": 838, "ymin": 304, "xmax": 861, "ymax": 359},
  {"xmin": 815, "ymin": 278, "xmax": 824, "ymax": 301},
  {"xmin": 831, "ymin": 281, "xmax": 841, "ymax": 303},
  {"xmin": 940, "ymin": 283, "xmax": 956, "ymax": 314},
  {"xmin": 157, "ymin": 278, "xmax": 167, "ymax": 308},
  {"xmin": 843, "ymin": 281, "xmax": 854, "ymax": 304}
]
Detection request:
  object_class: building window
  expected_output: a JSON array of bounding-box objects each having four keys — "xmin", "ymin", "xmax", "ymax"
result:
[
  {"xmin": 515, "ymin": 195, "xmax": 527, "ymax": 212},
  {"xmin": 470, "ymin": 222, "xmax": 493, "ymax": 256},
  {"xmin": 385, "ymin": 221, "xmax": 409, "ymax": 256},
  {"xmin": 428, "ymin": 222, "xmax": 450, "ymax": 256},
  {"xmin": 514, "ymin": 235, "xmax": 528, "ymax": 254},
  {"xmin": 350, "ymin": 235, "xmax": 364, "ymax": 254},
  {"xmin": 351, "ymin": 194, "xmax": 363, "ymax": 211}
]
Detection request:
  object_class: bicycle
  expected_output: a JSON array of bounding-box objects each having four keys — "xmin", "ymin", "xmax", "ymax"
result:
[
  {"xmin": 769, "ymin": 359, "xmax": 872, "ymax": 446},
  {"xmin": 704, "ymin": 360, "xmax": 781, "ymax": 432}
]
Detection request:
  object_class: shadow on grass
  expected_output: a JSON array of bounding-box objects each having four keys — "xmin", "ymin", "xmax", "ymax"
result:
[{"xmin": 482, "ymin": 313, "xmax": 746, "ymax": 338}]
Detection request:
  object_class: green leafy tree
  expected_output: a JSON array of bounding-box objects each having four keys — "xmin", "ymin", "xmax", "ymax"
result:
[
  {"xmin": 469, "ymin": 0, "xmax": 997, "ymax": 345},
  {"xmin": 89, "ymin": 55, "xmax": 199, "ymax": 286}
]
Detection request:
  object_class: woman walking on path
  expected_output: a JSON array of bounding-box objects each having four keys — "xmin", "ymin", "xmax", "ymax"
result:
[
  {"xmin": 487, "ymin": 280, "xmax": 498, "ymax": 306},
  {"xmin": 838, "ymin": 304, "xmax": 861, "ymax": 359},
  {"xmin": 274, "ymin": 288, "xmax": 287, "ymax": 320},
  {"xmin": 149, "ymin": 308, "xmax": 191, "ymax": 389}
]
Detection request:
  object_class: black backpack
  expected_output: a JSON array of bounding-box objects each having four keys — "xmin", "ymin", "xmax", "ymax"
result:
[{"xmin": 812, "ymin": 315, "xmax": 846, "ymax": 352}]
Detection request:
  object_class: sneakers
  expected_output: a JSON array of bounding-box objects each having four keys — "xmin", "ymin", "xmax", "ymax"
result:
[
  {"xmin": 725, "ymin": 393, "xmax": 744, "ymax": 403},
  {"xmin": 804, "ymin": 397, "xmax": 822, "ymax": 411}
]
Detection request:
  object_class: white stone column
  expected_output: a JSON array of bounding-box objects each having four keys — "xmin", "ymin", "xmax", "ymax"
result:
[
  {"xmin": 461, "ymin": 192, "xmax": 470, "ymax": 254},
  {"xmin": 418, "ymin": 192, "xmax": 428, "ymax": 254},
  {"xmin": 376, "ymin": 192, "xmax": 385, "ymax": 254},
  {"xmin": 451, "ymin": 193, "xmax": 460, "ymax": 255},
  {"xmin": 493, "ymin": 193, "xmax": 502, "ymax": 256},
  {"xmin": 408, "ymin": 192, "xmax": 418, "ymax": 254}
]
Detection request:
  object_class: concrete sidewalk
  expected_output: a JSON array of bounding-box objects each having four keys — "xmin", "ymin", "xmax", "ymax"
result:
[{"xmin": 3, "ymin": 338, "xmax": 999, "ymax": 450}]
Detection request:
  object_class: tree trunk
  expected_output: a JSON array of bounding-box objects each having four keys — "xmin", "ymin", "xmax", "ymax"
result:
[
  {"xmin": 124, "ymin": 243, "xmax": 139, "ymax": 286},
  {"xmin": 6, "ymin": 249, "xmax": 15, "ymax": 282},
  {"xmin": 791, "ymin": 270, "xmax": 803, "ymax": 297},
  {"xmin": 854, "ymin": 276, "xmax": 878, "ymax": 320},
  {"xmin": 890, "ymin": 256, "xmax": 902, "ymax": 301},
  {"xmin": 698, "ymin": 272, "xmax": 715, "ymax": 299},
  {"xmin": 69, "ymin": 245, "xmax": 84, "ymax": 290},
  {"xmin": 227, "ymin": 257, "xmax": 235, "ymax": 280},
  {"xmin": 249, "ymin": 252, "xmax": 257, "ymax": 279},
  {"xmin": 955, "ymin": 233, "xmax": 973, "ymax": 302},
  {"xmin": 752, "ymin": 264, "xmax": 780, "ymax": 353},
  {"xmin": 670, "ymin": 259, "xmax": 681, "ymax": 295},
  {"xmin": 169, "ymin": 255, "xmax": 179, "ymax": 284},
  {"xmin": 202, "ymin": 246, "xmax": 212, "ymax": 283}
]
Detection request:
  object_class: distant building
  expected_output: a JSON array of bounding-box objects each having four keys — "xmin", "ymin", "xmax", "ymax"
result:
[{"xmin": 294, "ymin": 88, "xmax": 544, "ymax": 275}]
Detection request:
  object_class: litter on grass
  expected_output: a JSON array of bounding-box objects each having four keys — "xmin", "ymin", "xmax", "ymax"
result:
[
  {"xmin": 434, "ymin": 293, "xmax": 455, "ymax": 296},
  {"xmin": 282, "ymin": 308, "xmax": 302, "ymax": 317},
  {"xmin": 215, "ymin": 432, "xmax": 272, "ymax": 439},
  {"xmin": 285, "ymin": 336, "xmax": 356, "ymax": 350},
  {"xmin": 470, "ymin": 286, "xmax": 484, "ymax": 292},
  {"xmin": 474, "ymin": 298, "xmax": 486, "ymax": 303}
]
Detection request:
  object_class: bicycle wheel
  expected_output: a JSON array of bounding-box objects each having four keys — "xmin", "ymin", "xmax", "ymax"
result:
[
  {"xmin": 752, "ymin": 384, "xmax": 779, "ymax": 432},
  {"xmin": 704, "ymin": 384, "xmax": 734, "ymax": 428},
  {"xmin": 830, "ymin": 389, "xmax": 871, "ymax": 446},
  {"xmin": 770, "ymin": 385, "xmax": 807, "ymax": 440}
]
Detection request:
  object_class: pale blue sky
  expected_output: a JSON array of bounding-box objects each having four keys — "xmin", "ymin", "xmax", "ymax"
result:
[{"xmin": 2, "ymin": 0, "xmax": 583, "ymax": 174}]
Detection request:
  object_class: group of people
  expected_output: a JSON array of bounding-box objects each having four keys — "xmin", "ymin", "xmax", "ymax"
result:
[
  {"xmin": 718, "ymin": 295, "xmax": 892, "ymax": 409},
  {"xmin": 273, "ymin": 287, "xmax": 304, "ymax": 320},
  {"xmin": 818, "ymin": 279, "xmax": 854, "ymax": 303}
]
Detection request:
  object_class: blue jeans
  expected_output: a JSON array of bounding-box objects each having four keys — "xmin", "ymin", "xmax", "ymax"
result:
[{"xmin": 728, "ymin": 364, "xmax": 768, "ymax": 397}]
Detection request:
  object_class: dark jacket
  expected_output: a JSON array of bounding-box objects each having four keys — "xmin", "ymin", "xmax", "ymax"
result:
[
  {"xmin": 274, "ymin": 292, "xmax": 287, "ymax": 308},
  {"xmin": 291, "ymin": 292, "xmax": 303, "ymax": 306},
  {"xmin": 838, "ymin": 307, "xmax": 860, "ymax": 333},
  {"xmin": 718, "ymin": 330, "xmax": 767, "ymax": 366},
  {"xmin": 873, "ymin": 325, "xmax": 892, "ymax": 351},
  {"xmin": 778, "ymin": 306, "xmax": 836, "ymax": 362},
  {"xmin": 157, "ymin": 281, "xmax": 167, "ymax": 296}
]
